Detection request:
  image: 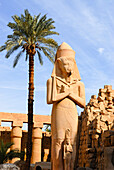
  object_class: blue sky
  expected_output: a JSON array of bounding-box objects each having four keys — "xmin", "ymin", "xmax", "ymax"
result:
[{"xmin": 0, "ymin": 0, "xmax": 114, "ymax": 117}]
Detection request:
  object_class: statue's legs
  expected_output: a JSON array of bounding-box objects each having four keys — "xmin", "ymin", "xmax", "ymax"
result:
[
  {"xmin": 70, "ymin": 124, "xmax": 78, "ymax": 169},
  {"xmin": 51, "ymin": 105, "xmax": 78, "ymax": 170},
  {"xmin": 65, "ymin": 153, "xmax": 72, "ymax": 170},
  {"xmin": 70, "ymin": 142, "xmax": 76, "ymax": 169},
  {"xmin": 52, "ymin": 139, "xmax": 77, "ymax": 170},
  {"xmin": 51, "ymin": 106, "xmax": 64, "ymax": 170},
  {"xmin": 52, "ymin": 138, "xmax": 64, "ymax": 170}
]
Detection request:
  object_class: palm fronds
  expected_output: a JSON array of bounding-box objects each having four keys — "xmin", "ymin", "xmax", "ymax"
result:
[
  {"xmin": 0, "ymin": 140, "xmax": 24, "ymax": 164},
  {"xmin": 37, "ymin": 50, "xmax": 43, "ymax": 65},
  {"xmin": 13, "ymin": 50, "xmax": 24, "ymax": 67},
  {"xmin": 0, "ymin": 9, "xmax": 59, "ymax": 66}
]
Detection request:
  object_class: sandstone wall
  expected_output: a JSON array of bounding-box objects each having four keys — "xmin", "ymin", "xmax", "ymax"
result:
[{"xmin": 78, "ymin": 85, "xmax": 114, "ymax": 170}]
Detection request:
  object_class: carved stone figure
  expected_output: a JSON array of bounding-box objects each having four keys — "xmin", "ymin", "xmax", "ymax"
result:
[
  {"xmin": 47, "ymin": 42, "xmax": 86, "ymax": 170},
  {"xmin": 63, "ymin": 129, "xmax": 73, "ymax": 170}
]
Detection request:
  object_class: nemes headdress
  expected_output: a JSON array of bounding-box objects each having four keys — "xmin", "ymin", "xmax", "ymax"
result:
[{"xmin": 51, "ymin": 42, "xmax": 81, "ymax": 80}]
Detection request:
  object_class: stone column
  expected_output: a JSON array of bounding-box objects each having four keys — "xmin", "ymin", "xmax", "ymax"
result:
[
  {"xmin": 31, "ymin": 122, "xmax": 43, "ymax": 164},
  {"xmin": 11, "ymin": 121, "xmax": 23, "ymax": 163}
]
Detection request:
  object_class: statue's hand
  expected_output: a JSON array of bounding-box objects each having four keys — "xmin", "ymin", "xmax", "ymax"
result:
[
  {"xmin": 65, "ymin": 86, "xmax": 71, "ymax": 96},
  {"xmin": 68, "ymin": 87, "xmax": 73, "ymax": 96}
]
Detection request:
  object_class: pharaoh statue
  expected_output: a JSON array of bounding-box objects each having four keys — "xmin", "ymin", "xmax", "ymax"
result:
[{"xmin": 47, "ymin": 42, "xmax": 86, "ymax": 170}]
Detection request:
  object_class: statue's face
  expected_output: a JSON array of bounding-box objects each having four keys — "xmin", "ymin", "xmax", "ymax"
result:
[
  {"xmin": 66, "ymin": 138, "xmax": 70, "ymax": 145},
  {"xmin": 58, "ymin": 57, "xmax": 74, "ymax": 76}
]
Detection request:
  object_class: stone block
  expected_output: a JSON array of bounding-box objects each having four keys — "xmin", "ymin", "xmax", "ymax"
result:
[
  {"xmin": 100, "ymin": 110, "xmax": 107, "ymax": 115},
  {"xmin": 104, "ymin": 85, "xmax": 112, "ymax": 90},
  {"xmin": 107, "ymin": 108, "xmax": 113, "ymax": 112},
  {"xmin": 95, "ymin": 128, "xmax": 101, "ymax": 134},
  {"xmin": 92, "ymin": 134, "xmax": 99, "ymax": 140},
  {"xmin": 0, "ymin": 163, "xmax": 20, "ymax": 170},
  {"xmin": 103, "ymin": 130, "xmax": 114, "ymax": 139},
  {"xmin": 34, "ymin": 162, "xmax": 51, "ymax": 170},
  {"xmin": 88, "ymin": 130, "xmax": 95, "ymax": 135},
  {"xmin": 12, "ymin": 121, "xmax": 23, "ymax": 127},
  {"xmin": 108, "ymin": 92, "xmax": 113, "ymax": 97},
  {"xmin": 33, "ymin": 122, "xmax": 43, "ymax": 128},
  {"xmin": 99, "ymin": 88, "xmax": 107, "ymax": 93},
  {"xmin": 111, "ymin": 135, "xmax": 114, "ymax": 146},
  {"xmin": 107, "ymin": 104, "xmax": 113, "ymax": 109},
  {"xmin": 86, "ymin": 148, "xmax": 95, "ymax": 153},
  {"xmin": 87, "ymin": 153, "xmax": 94, "ymax": 159},
  {"xmin": 104, "ymin": 147, "xmax": 114, "ymax": 170},
  {"xmin": 14, "ymin": 160, "xmax": 26, "ymax": 170},
  {"xmin": 77, "ymin": 167, "xmax": 93, "ymax": 170},
  {"xmin": 106, "ymin": 96, "xmax": 112, "ymax": 101},
  {"xmin": 97, "ymin": 96, "xmax": 104, "ymax": 102},
  {"xmin": 92, "ymin": 139, "xmax": 97, "ymax": 148},
  {"xmin": 107, "ymin": 88, "xmax": 112, "ymax": 92},
  {"xmin": 91, "ymin": 95, "xmax": 97, "ymax": 99},
  {"xmin": 100, "ymin": 115, "xmax": 110, "ymax": 122}
]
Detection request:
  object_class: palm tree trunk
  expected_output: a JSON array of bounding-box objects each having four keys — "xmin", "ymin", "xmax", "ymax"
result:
[{"xmin": 26, "ymin": 53, "xmax": 34, "ymax": 170}]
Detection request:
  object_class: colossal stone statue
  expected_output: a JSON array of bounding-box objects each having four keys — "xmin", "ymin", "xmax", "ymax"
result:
[{"xmin": 47, "ymin": 42, "xmax": 86, "ymax": 170}]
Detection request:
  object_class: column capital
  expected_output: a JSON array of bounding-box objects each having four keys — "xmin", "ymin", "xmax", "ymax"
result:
[
  {"xmin": 11, "ymin": 126, "xmax": 22, "ymax": 138},
  {"xmin": 32, "ymin": 127, "xmax": 42, "ymax": 139}
]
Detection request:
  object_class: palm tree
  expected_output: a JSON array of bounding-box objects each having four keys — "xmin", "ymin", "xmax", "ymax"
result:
[
  {"xmin": 45, "ymin": 124, "xmax": 51, "ymax": 132},
  {"xmin": 0, "ymin": 9, "xmax": 59, "ymax": 169},
  {"xmin": 0, "ymin": 140, "xmax": 25, "ymax": 164}
]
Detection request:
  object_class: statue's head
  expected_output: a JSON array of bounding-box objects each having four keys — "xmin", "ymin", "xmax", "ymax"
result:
[
  {"xmin": 57, "ymin": 57, "xmax": 75, "ymax": 77},
  {"xmin": 51, "ymin": 42, "xmax": 81, "ymax": 80}
]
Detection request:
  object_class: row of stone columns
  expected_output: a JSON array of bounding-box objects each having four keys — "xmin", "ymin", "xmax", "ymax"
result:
[{"xmin": 11, "ymin": 122, "xmax": 43, "ymax": 164}]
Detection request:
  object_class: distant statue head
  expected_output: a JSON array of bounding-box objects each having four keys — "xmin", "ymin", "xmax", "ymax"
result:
[{"xmin": 51, "ymin": 42, "xmax": 81, "ymax": 80}]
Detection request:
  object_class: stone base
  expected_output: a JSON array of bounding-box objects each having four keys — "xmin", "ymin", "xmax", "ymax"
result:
[
  {"xmin": 0, "ymin": 163, "xmax": 20, "ymax": 170},
  {"xmin": 104, "ymin": 147, "xmax": 114, "ymax": 170},
  {"xmin": 34, "ymin": 162, "xmax": 51, "ymax": 170}
]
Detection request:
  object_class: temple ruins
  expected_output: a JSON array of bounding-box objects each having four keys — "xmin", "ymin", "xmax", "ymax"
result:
[
  {"xmin": 77, "ymin": 85, "xmax": 114, "ymax": 170},
  {"xmin": 0, "ymin": 113, "xmax": 51, "ymax": 164},
  {"xmin": 0, "ymin": 84, "xmax": 113, "ymax": 169}
]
